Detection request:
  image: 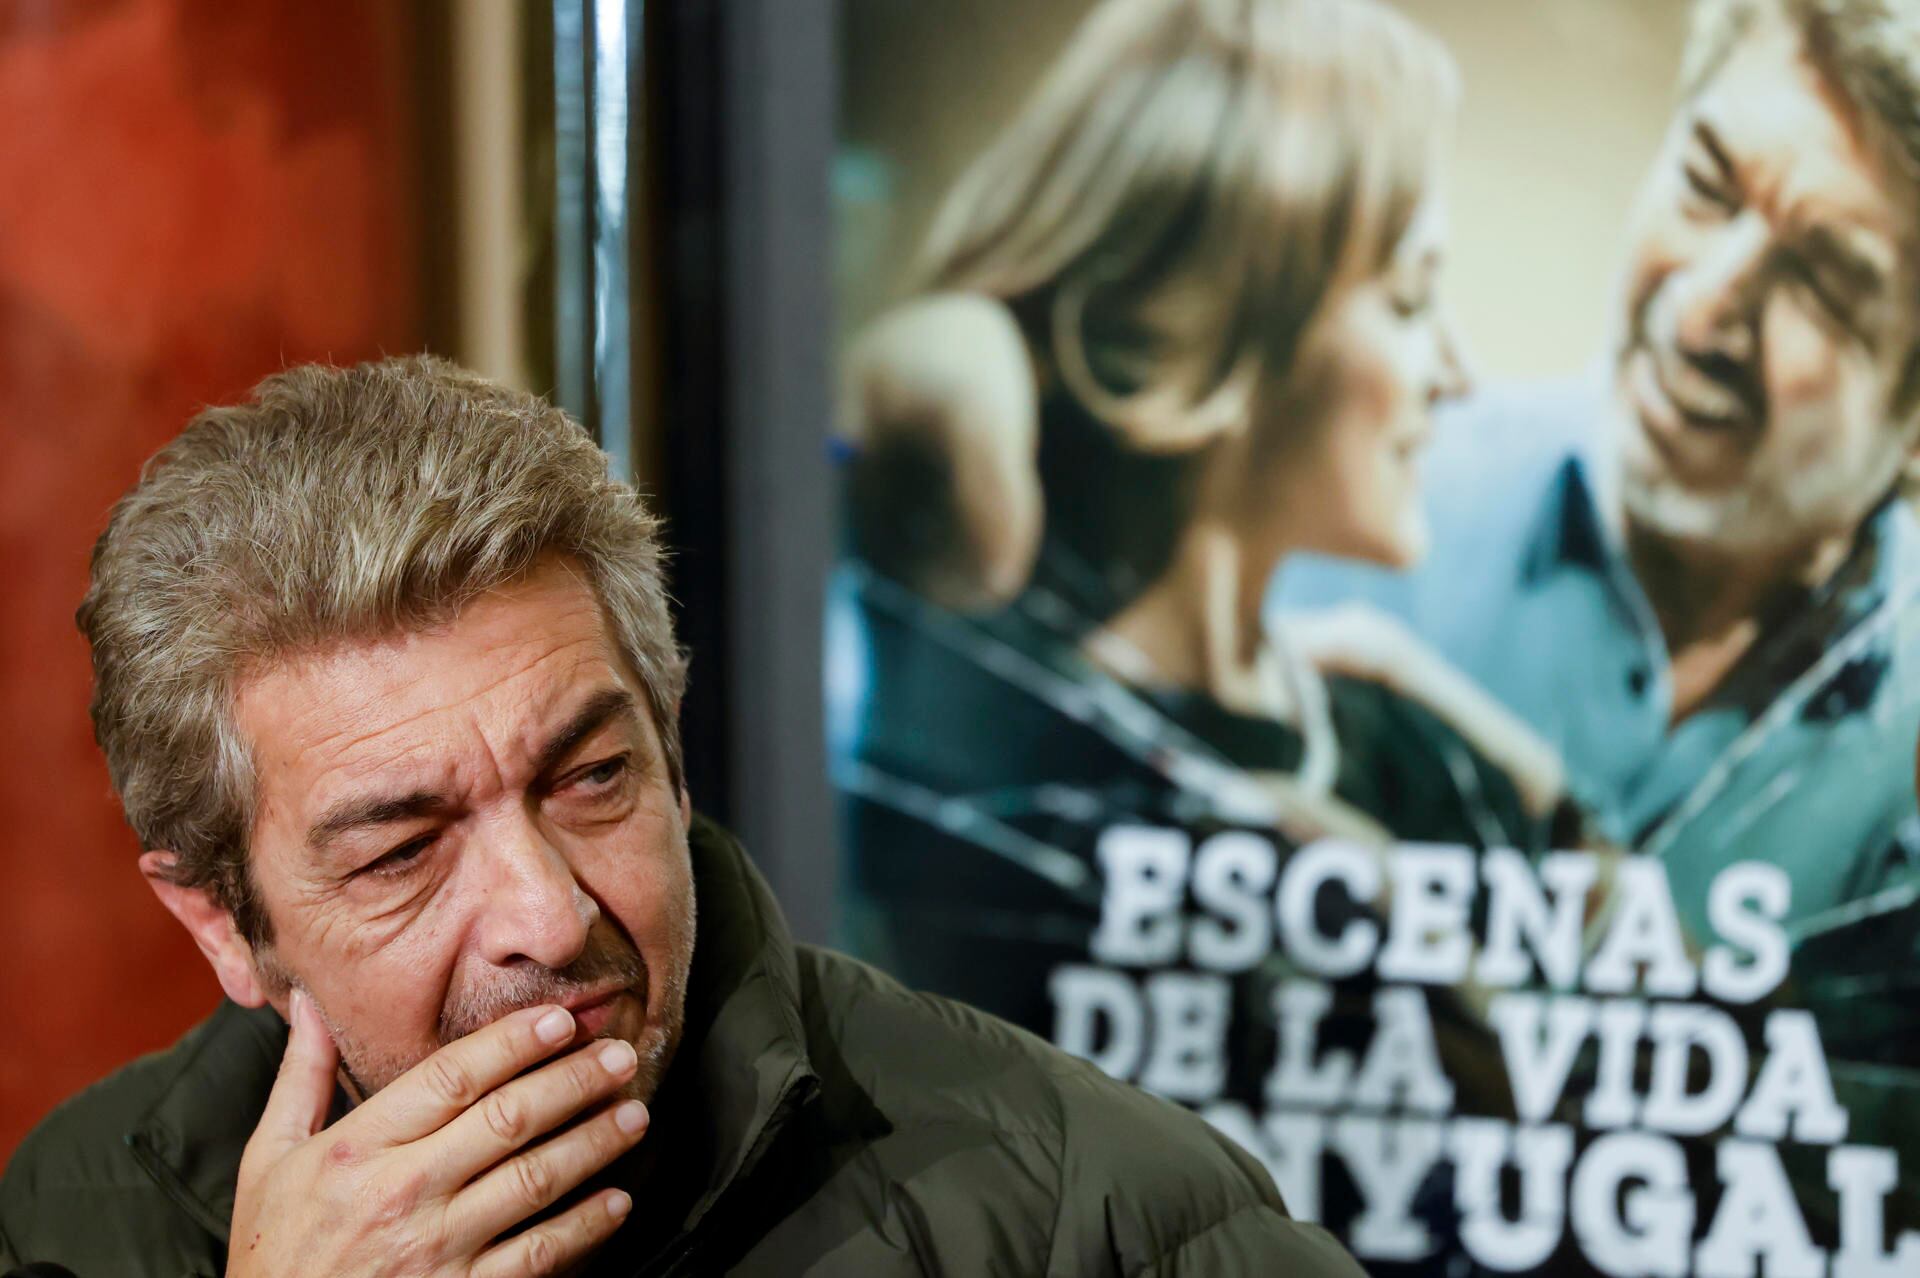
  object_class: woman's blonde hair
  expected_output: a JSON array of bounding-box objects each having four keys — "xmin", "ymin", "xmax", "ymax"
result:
[{"xmin": 913, "ymin": 0, "xmax": 1458, "ymax": 454}]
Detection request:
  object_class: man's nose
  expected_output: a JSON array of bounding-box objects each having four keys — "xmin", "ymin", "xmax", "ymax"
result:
[
  {"xmin": 1668, "ymin": 212, "xmax": 1769, "ymax": 365},
  {"xmin": 472, "ymin": 818, "xmax": 598, "ymax": 970}
]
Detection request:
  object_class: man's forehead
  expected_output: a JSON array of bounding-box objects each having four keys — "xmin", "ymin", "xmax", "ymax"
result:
[
  {"xmin": 1697, "ymin": 28, "xmax": 1912, "ymax": 245},
  {"xmin": 235, "ymin": 569, "xmax": 634, "ymax": 807}
]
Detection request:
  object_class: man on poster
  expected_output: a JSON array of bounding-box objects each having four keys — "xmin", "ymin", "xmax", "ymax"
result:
[
  {"xmin": 1280, "ymin": 0, "xmax": 1920, "ymax": 962},
  {"xmin": 1259, "ymin": 2, "xmax": 1920, "ymax": 1266}
]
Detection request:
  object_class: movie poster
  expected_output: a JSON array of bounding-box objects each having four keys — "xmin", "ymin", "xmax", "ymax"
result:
[{"xmin": 827, "ymin": 1, "xmax": 1920, "ymax": 1273}]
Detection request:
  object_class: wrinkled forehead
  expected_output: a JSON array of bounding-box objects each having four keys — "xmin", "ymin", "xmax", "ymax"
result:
[
  {"xmin": 1691, "ymin": 23, "xmax": 1918, "ymax": 264},
  {"xmin": 233, "ymin": 568, "xmax": 638, "ymax": 831}
]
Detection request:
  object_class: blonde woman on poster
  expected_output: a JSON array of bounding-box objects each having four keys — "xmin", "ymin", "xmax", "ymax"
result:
[
  {"xmin": 833, "ymin": 0, "xmax": 1567, "ymax": 1271},
  {"xmin": 840, "ymin": 0, "xmax": 1571, "ymax": 843}
]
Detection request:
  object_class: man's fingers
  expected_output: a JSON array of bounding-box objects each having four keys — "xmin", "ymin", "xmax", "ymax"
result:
[
  {"xmin": 250, "ymin": 988, "xmax": 341, "ymax": 1161},
  {"xmin": 471, "ymin": 1187, "xmax": 633, "ymax": 1278},
  {"xmin": 427, "ymin": 1036, "xmax": 641, "ymax": 1188},
  {"xmin": 354, "ymin": 1004, "xmax": 578, "ymax": 1145},
  {"xmin": 449, "ymin": 1095, "xmax": 649, "ymax": 1249}
]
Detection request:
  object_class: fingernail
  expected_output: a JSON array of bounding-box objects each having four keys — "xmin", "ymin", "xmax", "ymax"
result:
[
  {"xmin": 614, "ymin": 1100, "xmax": 648, "ymax": 1134},
  {"xmin": 607, "ymin": 1189, "xmax": 633, "ymax": 1220},
  {"xmin": 290, "ymin": 988, "xmax": 307, "ymax": 1019},
  {"xmin": 598, "ymin": 1039, "xmax": 637, "ymax": 1075},
  {"xmin": 535, "ymin": 1007, "xmax": 574, "ymax": 1044}
]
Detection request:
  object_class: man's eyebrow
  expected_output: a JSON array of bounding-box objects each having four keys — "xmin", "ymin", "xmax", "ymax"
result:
[
  {"xmin": 308, "ymin": 789, "xmax": 453, "ymax": 851},
  {"xmin": 303, "ymin": 690, "xmax": 639, "ymax": 853},
  {"xmin": 1689, "ymin": 114, "xmax": 1889, "ymax": 300},
  {"xmin": 1802, "ymin": 223, "xmax": 1890, "ymax": 298},
  {"xmin": 1692, "ymin": 119, "xmax": 1736, "ymax": 182},
  {"xmin": 531, "ymin": 687, "xmax": 640, "ymax": 779}
]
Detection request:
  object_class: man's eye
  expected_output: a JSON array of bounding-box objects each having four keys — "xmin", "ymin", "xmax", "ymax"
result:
[
  {"xmin": 1682, "ymin": 162, "xmax": 1737, "ymax": 213},
  {"xmin": 1792, "ymin": 265, "xmax": 1872, "ymax": 346},
  {"xmin": 364, "ymin": 836, "xmax": 434, "ymax": 878},
  {"xmin": 1802, "ymin": 273, "xmax": 1847, "ymax": 320},
  {"xmin": 573, "ymin": 755, "xmax": 630, "ymax": 790}
]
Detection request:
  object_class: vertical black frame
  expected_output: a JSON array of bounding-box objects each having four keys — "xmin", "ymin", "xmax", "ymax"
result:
[{"xmin": 556, "ymin": 0, "xmax": 838, "ymax": 944}]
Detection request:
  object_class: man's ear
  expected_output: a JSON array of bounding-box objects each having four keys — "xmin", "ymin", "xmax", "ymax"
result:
[{"xmin": 140, "ymin": 852, "xmax": 270, "ymax": 1008}]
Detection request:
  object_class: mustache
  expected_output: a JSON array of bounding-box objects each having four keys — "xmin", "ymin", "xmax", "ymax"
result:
[
  {"xmin": 437, "ymin": 929, "xmax": 647, "ymax": 1044},
  {"xmin": 1626, "ymin": 285, "xmax": 1766, "ymax": 425}
]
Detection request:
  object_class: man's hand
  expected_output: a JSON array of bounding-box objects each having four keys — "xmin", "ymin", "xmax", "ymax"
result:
[{"xmin": 228, "ymin": 990, "xmax": 649, "ymax": 1277}]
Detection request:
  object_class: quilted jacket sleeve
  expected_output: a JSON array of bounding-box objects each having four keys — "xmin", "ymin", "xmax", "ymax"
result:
[
  {"xmin": 1042, "ymin": 1059, "xmax": 1366, "ymax": 1278},
  {"xmin": 1131, "ymin": 1204, "xmax": 1362, "ymax": 1278}
]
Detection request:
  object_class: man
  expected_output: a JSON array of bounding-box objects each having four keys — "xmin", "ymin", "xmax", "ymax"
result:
[
  {"xmin": 1279, "ymin": 0, "xmax": 1920, "ymax": 955},
  {"xmin": 0, "ymin": 358, "xmax": 1359, "ymax": 1277}
]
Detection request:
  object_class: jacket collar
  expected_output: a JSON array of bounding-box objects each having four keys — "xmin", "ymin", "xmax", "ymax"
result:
[
  {"xmin": 127, "ymin": 814, "xmax": 819, "ymax": 1247},
  {"xmin": 652, "ymin": 814, "xmax": 820, "ymax": 1235},
  {"xmin": 125, "ymin": 998, "xmax": 291, "ymax": 1243}
]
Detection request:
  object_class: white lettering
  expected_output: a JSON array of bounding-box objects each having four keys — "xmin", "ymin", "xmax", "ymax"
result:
[
  {"xmin": 1266, "ymin": 980, "xmax": 1353, "ymax": 1108},
  {"xmin": 1350, "ymin": 987, "xmax": 1454, "ymax": 1114},
  {"xmin": 1570, "ymin": 1131, "xmax": 1694, "ymax": 1278},
  {"xmin": 1585, "ymin": 858, "xmax": 1697, "ymax": 997},
  {"xmin": 1089, "ymin": 826, "xmax": 1189, "ymax": 966},
  {"xmin": 1490, "ymin": 994, "xmax": 1593, "ymax": 1124},
  {"xmin": 1139, "ymin": 971, "xmax": 1230, "ymax": 1102},
  {"xmin": 1830, "ymin": 1144, "xmax": 1920, "ymax": 1277},
  {"xmin": 1278, "ymin": 840, "xmax": 1382, "ymax": 978},
  {"xmin": 1049, "ymin": 965, "xmax": 1144, "ymax": 1079},
  {"xmin": 1640, "ymin": 1002, "xmax": 1748, "ymax": 1136},
  {"xmin": 1377, "ymin": 845, "xmax": 1475, "ymax": 985},
  {"xmin": 1694, "ymin": 1139, "xmax": 1824, "ymax": 1278},
  {"xmin": 1478, "ymin": 850, "xmax": 1595, "ymax": 990},
  {"xmin": 1701, "ymin": 862, "xmax": 1791, "ymax": 1004},
  {"xmin": 1331, "ymin": 1115, "xmax": 1444, "ymax": 1262},
  {"xmin": 1450, "ymin": 1119, "xmax": 1572, "ymax": 1271},
  {"xmin": 1734, "ymin": 1009, "xmax": 1848, "ymax": 1145},
  {"xmin": 1188, "ymin": 831, "xmax": 1277, "ymax": 973},
  {"xmin": 1584, "ymin": 999, "xmax": 1648, "ymax": 1130}
]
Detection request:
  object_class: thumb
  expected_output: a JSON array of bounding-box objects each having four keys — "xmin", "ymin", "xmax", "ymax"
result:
[{"xmin": 250, "ymin": 987, "xmax": 341, "ymax": 1161}]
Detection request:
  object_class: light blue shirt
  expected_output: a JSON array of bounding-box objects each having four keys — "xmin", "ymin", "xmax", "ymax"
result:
[{"xmin": 1271, "ymin": 374, "xmax": 1920, "ymax": 943}]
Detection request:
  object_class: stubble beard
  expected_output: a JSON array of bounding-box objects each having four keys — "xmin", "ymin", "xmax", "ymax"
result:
[
  {"xmin": 1616, "ymin": 387, "xmax": 1907, "ymax": 560},
  {"xmin": 256, "ymin": 903, "xmax": 696, "ymax": 1104}
]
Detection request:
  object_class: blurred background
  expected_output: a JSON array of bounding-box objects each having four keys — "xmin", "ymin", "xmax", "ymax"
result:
[{"xmin": 1, "ymin": 0, "xmax": 1682, "ymax": 1160}]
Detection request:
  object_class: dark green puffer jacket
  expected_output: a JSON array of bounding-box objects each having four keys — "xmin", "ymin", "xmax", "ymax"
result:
[{"xmin": 0, "ymin": 818, "xmax": 1360, "ymax": 1277}]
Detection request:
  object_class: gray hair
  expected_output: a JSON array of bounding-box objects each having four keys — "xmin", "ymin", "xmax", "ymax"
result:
[
  {"xmin": 1684, "ymin": 0, "xmax": 1920, "ymax": 185},
  {"xmin": 78, "ymin": 356, "xmax": 688, "ymax": 946}
]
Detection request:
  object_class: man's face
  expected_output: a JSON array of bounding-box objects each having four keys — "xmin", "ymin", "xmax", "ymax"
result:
[
  {"xmin": 231, "ymin": 560, "xmax": 694, "ymax": 1101},
  {"xmin": 1611, "ymin": 22, "xmax": 1920, "ymax": 553}
]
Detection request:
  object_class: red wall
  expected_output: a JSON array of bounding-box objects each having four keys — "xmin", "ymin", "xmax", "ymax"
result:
[{"xmin": 0, "ymin": 0, "xmax": 422, "ymax": 1160}]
